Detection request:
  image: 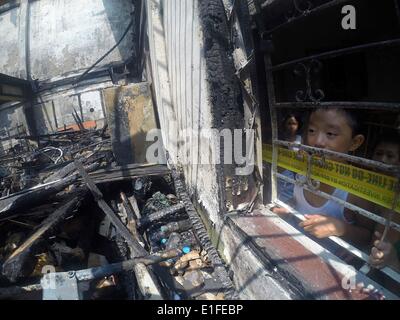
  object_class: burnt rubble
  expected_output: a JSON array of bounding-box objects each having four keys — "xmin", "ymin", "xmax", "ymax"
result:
[{"xmin": 0, "ymin": 126, "xmax": 237, "ymax": 300}]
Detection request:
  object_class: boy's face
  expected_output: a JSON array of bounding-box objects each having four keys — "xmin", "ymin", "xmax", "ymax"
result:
[
  {"xmin": 306, "ymin": 109, "xmax": 364, "ymax": 156},
  {"xmin": 373, "ymin": 142, "xmax": 400, "ymax": 165}
]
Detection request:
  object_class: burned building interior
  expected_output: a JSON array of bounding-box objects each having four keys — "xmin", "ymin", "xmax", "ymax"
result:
[
  {"xmin": 1, "ymin": 0, "xmax": 400, "ymax": 300},
  {"xmin": 0, "ymin": 129, "xmax": 237, "ymax": 300},
  {"xmin": 0, "ymin": 80, "xmax": 237, "ymax": 300},
  {"xmin": 0, "ymin": 76, "xmax": 237, "ymax": 299}
]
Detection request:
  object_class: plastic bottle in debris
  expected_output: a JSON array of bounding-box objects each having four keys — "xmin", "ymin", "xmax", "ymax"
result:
[
  {"xmin": 151, "ymin": 220, "xmax": 191, "ymax": 241},
  {"xmin": 165, "ymin": 232, "xmax": 181, "ymax": 250},
  {"xmin": 173, "ymin": 293, "xmax": 182, "ymax": 300},
  {"xmin": 182, "ymin": 246, "xmax": 191, "ymax": 254},
  {"xmin": 179, "ymin": 230, "xmax": 199, "ymax": 248}
]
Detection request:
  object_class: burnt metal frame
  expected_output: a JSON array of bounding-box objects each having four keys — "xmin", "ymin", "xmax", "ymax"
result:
[
  {"xmin": 275, "ymin": 101, "xmax": 400, "ymax": 111},
  {"xmin": 262, "ymin": 0, "xmax": 347, "ymax": 36},
  {"xmin": 224, "ymin": 0, "xmax": 264, "ymax": 213},
  {"xmin": 0, "ymin": 73, "xmax": 33, "ymax": 102},
  {"xmin": 261, "ymin": 1, "xmax": 400, "ymax": 290},
  {"xmin": 0, "ymin": 0, "xmax": 19, "ymax": 15},
  {"xmin": 135, "ymin": 0, "xmax": 147, "ymax": 78},
  {"xmin": 269, "ymin": 38, "xmax": 400, "ymax": 72}
]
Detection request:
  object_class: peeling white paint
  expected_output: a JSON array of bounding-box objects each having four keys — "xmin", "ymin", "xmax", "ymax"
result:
[
  {"xmin": 0, "ymin": 0, "xmax": 134, "ymax": 80},
  {"xmin": 149, "ymin": 0, "xmax": 222, "ymax": 220},
  {"xmin": 0, "ymin": 7, "xmax": 22, "ymax": 78},
  {"xmin": 29, "ymin": 0, "xmax": 134, "ymax": 80}
]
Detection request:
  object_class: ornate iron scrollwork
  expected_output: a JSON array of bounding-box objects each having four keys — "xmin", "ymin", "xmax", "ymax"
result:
[
  {"xmin": 285, "ymin": 0, "xmax": 313, "ymax": 21},
  {"xmin": 293, "ymin": 59, "xmax": 325, "ymax": 103},
  {"xmin": 306, "ymin": 153, "xmax": 320, "ymax": 190}
]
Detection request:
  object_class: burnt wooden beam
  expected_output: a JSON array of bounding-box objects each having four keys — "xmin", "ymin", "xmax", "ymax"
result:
[
  {"xmin": 0, "ymin": 203, "xmax": 59, "ymax": 223},
  {"xmin": 71, "ymin": 109, "xmax": 85, "ymax": 131},
  {"xmin": 118, "ymin": 195, "xmax": 162, "ymax": 299},
  {"xmin": 0, "ymin": 174, "xmax": 79, "ymax": 217},
  {"xmin": 120, "ymin": 192, "xmax": 135, "ymax": 221},
  {"xmin": 74, "ymin": 160, "xmax": 147, "ymax": 257},
  {"xmin": 43, "ymin": 162, "xmax": 76, "ymax": 183},
  {"xmin": 17, "ymin": 130, "xmax": 76, "ymax": 140},
  {"xmin": 44, "ymin": 161, "xmax": 100, "ymax": 184},
  {"xmin": 1, "ymin": 196, "xmax": 83, "ymax": 282},
  {"xmin": 118, "ymin": 194, "xmax": 149, "ymax": 247},
  {"xmin": 0, "ymin": 163, "xmax": 98, "ymax": 218},
  {"xmin": 89, "ymin": 164, "xmax": 170, "ymax": 184},
  {"xmin": 0, "ymin": 73, "xmax": 32, "ymax": 103},
  {"xmin": 75, "ymin": 161, "xmax": 164, "ymax": 299},
  {"xmin": 0, "ymin": 1, "xmax": 20, "ymax": 15},
  {"xmin": 127, "ymin": 194, "xmax": 141, "ymax": 219},
  {"xmin": 138, "ymin": 203, "xmax": 186, "ymax": 229},
  {"xmin": 119, "ymin": 192, "xmax": 138, "ymax": 238}
]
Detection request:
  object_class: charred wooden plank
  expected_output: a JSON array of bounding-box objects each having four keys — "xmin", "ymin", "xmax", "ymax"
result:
[
  {"xmin": 138, "ymin": 203, "xmax": 186, "ymax": 229},
  {"xmin": 44, "ymin": 159, "xmax": 102, "ymax": 183},
  {"xmin": 74, "ymin": 160, "xmax": 147, "ymax": 257},
  {"xmin": 128, "ymin": 194, "xmax": 141, "ymax": 219},
  {"xmin": 6, "ymin": 219, "xmax": 36, "ymax": 229},
  {"xmin": 17, "ymin": 130, "xmax": 77, "ymax": 140},
  {"xmin": 89, "ymin": 164, "xmax": 170, "ymax": 184},
  {"xmin": 0, "ymin": 174, "xmax": 79, "ymax": 217},
  {"xmin": 0, "ymin": 162, "xmax": 100, "ymax": 218},
  {"xmin": 1, "ymin": 196, "xmax": 83, "ymax": 282},
  {"xmin": 119, "ymin": 192, "xmax": 138, "ymax": 238},
  {"xmin": 118, "ymin": 196, "xmax": 149, "ymax": 247},
  {"xmin": 0, "ymin": 203, "xmax": 58, "ymax": 223},
  {"xmin": 89, "ymin": 163, "xmax": 169, "ymax": 176},
  {"xmin": 43, "ymin": 162, "xmax": 76, "ymax": 183},
  {"xmin": 120, "ymin": 192, "xmax": 135, "ymax": 221},
  {"xmin": 76, "ymin": 160, "xmax": 166, "ymax": 299},
  {"xmin": 72, "ymin": 109, "xmax": 85, "ymax": 131}
]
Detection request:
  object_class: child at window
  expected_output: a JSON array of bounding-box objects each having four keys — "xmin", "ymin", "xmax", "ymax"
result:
[
  {"xmin": 280, "ymin": 113, "xmax": 302, "ymax": 146},
  {"xmin": 278, "ymin": 113, "xmax": 302, "ymax": 202},
  {"xmin": 273, "ymin": 108, "xmax": 375, "ymax": 247},
  {"xmin": 369, "ymin": 135, "xmax": 400, "ymax": 271}
]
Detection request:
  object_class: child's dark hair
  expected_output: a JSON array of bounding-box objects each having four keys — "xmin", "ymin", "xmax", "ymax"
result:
[
  {"xmin": 308, "ymin": 108, "xmax": 364, "ymax": 137},
  {"xmin": 341, "ymin": 109, "xmax": 364, "ymax": 136}
]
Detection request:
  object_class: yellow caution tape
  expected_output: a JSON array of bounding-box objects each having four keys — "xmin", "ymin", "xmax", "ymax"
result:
[{"xmin": 262, "ymin": 144, "xmax": 400, "ymax": 213}]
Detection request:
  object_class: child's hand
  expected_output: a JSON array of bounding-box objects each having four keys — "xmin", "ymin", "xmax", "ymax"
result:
[
  {"xmin": 299, "ymin": 214, "xmax": 346, "ymax": 238},
  {"xmin": 271, "ymin": 206, "xmax": 290, "ymax": 216},
  {"xmin": 355, "ymin": 282, "xmax": 385, "ymax": 300},
  {"xmin": 369, "ymin": 231, "xmax": 397, "ymax": 269}
]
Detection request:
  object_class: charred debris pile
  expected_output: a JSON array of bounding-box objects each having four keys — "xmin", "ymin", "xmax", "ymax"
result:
[{"xmin": 0, "ymin": 126, "xmax": 236, "ymax": 300}]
